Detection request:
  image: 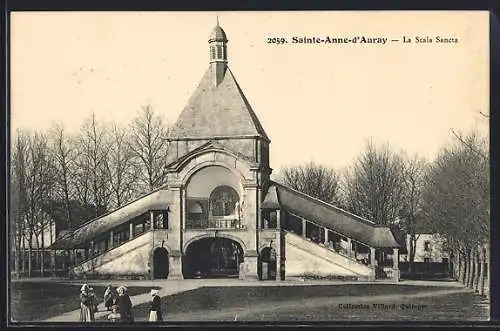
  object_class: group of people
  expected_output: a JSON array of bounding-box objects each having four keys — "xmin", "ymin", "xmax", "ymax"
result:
[{"xmin": 79, "ymin": 283, "xmax": 163, "ymax": 323}]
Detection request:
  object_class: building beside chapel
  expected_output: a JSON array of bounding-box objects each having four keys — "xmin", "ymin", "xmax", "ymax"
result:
[{"xmin": 50, "ymin": 23, "xmax": 401, "ymax": 281}]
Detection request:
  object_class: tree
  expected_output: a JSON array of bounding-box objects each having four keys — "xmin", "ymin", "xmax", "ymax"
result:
[
  {"xmin": 105, "ymin": 123, "xmax": 138, "ymax": 208},
  {"xmin": 10, "ymin": 129, "xmax": 29, "ymax": 277},
  {"xmin": 75, "ymin": 112, "xmax": 112, "ymax": 217},
  {"xmin": 277, "ymin": 161, "xmax": 341, "ymax": 205},
  {"xmin": 398, "ymin": 154, "xmax": 428, "ymax": 272},
  {"xmin": 129, "ymin": 104, "xmax": 171, "ymax": 192},
  {"xmin": 343, "ymin": 140, "xmax": 406, "ymax": 226},
  {"xmin": 48, "ymin": 124, "xmax": 77, "ymax": 230},
  {"xmin": 421, "ymin": 131, "xmax": 489, "ymax": 290},
  {"xmin": 11, "ymin": 130, "xmax": 54, "ymax": 276}
]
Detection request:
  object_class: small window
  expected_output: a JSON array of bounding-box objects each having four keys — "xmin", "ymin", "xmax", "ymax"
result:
[
  {"xmin": 217, "ymin": 46, "xmax": 222, "ymax": 58},
  {"xmin": 424, "ymin": 241, "xmax": 431, "ymax": 252},
  {"xmin": 424, "ymin": 257, "xmax": 431, "ymax": 263},
  {"xmin": 210, "ymin": 46, "xmax": 216, "ymax": 60}
]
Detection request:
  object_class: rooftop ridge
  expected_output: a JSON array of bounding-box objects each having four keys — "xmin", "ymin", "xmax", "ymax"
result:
[
  {"xmin": 270, "ymin": 181, "xmax": 378, "ymax": 227},
  {"xmin": 63, "ymin": 185, "xmax": 171, "ymax": 233}
]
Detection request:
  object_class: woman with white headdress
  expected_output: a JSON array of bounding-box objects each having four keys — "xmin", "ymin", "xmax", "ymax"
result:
[
  {"xmin": 79, "ymin": 284, "xmax": 95, "ymax": 322},
  {"xmin": 116, "ymin": 286, "xmax": 133, "ymax": 322},
  {"xmin": 148, "ymin": 289, "xmax": 163, "ymax": 322}
]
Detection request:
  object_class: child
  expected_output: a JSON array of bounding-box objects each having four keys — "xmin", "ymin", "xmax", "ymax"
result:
[{"xmin": 107, "ymin": 305, "xmax": 121, "ymax": 322}]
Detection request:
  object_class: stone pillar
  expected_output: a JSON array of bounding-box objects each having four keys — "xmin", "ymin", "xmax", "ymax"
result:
[
  {"xmin": 169, "ymin": 186, "xmax": 182, "ymax": 245},
  {"xmin": 51, "ymin": 250, "xmax": 56, "ymax": 278},
  {"xmin": 181, "ymin": 189, "xmax": 187, "ymax": 231},
  {"xmin": 302, "ymin": 218, "xmax": 307, "ymax": 238},
  {"xmin": 370, "ymin": 247, "xmax": 376, "ymax": 266},
  {"xmin": 109, "ymin": 230, "xmax": 114, "ymax": 248},
  {"xmin": 244, "ymin": 251, "xmax": 259, "ymax": 281},
  {"xmin": 369, "ymin": 247, "xmax": 376, "ymax": 280},
  {"xmin": 347, "ymin": 238, "xmax": 352, "ymax": 257},
  {"xmin": 324, "ymin": 228, "xmax": 329, "ymax": 246},
  {"xmin": 392, "ymin": 248, "xmax": 400, "ymax": 282},
  {"xmin": 167, "ymin": 251, "xmax": 184, "ymax": 280},
  {"xmin": 276, "ymin": 210, "xmax": 283, "ymax": 281},
  {"xmin": 129, "ymin": 223, "xmax": 134, "ymax": 240},
  {"xmin": 150, "ymin": 211, "xmax": 155, "ymax": 230}
]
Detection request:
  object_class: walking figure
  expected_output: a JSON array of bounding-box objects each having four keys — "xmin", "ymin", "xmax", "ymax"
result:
[{"xmin": 148, "ymin": 289, "xmax": 163, "ymax": 322}]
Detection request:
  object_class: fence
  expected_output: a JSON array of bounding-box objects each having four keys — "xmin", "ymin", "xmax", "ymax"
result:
[{"xmin": 399, "ymin": 261, "xmax": 451, "ymax": 279}]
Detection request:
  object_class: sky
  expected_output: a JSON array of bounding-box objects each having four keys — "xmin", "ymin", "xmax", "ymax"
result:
[{"xmin": 10, "ymin": 11, "xmax": 489, "ymax": 171}]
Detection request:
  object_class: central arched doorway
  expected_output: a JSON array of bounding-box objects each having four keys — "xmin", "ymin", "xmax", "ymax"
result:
[
  {"xmin": 183, "ymin": 237, "xmax": 244, "ymax": 279},
  {"xmin": 153, "ymin": 247, "xmax": 169, "ymax": 279}
]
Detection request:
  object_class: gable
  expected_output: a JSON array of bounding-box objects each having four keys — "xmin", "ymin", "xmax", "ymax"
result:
[{"xmin": 170, "ymin": 66, "xmax": 269, "ymax": 141}]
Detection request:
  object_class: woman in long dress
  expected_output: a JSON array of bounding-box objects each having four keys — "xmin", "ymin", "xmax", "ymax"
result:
[
  {"xmin": 116, "ymin": 286, "xmax": 133, "ymax": 322},
  {"xmin": 104, "ymin": 285, "xmax": 117, "ymax": 311},
  {"xmin": 79, "ymin": 284, "xmax": 95, "ymax": 322},
  {"xmin": 148, "ymin": 289, "xmax": 163, "ymax": 322}
]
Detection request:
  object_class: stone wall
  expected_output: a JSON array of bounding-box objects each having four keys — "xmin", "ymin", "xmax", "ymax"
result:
[{"xmin": 285, "ymin": 232, "xmax": 373, "ymax": 279}]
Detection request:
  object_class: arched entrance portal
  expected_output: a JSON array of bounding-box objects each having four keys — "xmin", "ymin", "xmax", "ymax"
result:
[
  {"xmin": 153, "ymin": 248, "xmax": 169, "ymax": 279},
  {"xmin": 183, "ymin": 237, "xmax": 244, "ymax": 279},
  {"xmin": 258, "ymin": 247, "xmax": 277, "ymax": 280}
]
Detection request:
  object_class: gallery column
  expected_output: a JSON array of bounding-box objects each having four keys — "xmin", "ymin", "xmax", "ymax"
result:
[
  {"xmin": 346, "ymin": 238, "xmax": 352, "ymax": 257},
  {"xmin": 276, "ymin": 209, "xmax": 285, "ymax": 281},
  {"xmin": 109, "ymin": 231, "xmax": 114, "ymax": 248},
  {"xmin": 167, "ymin": 185, "xmax": 184, "ymax": 280},
  {"xmin": 392, "ymin": 248, "xmax": 400, "ymax": 282},
  {"xmin": 369, "ymin": 247, "xmax": 376, "ymax": 280},
  {"xmin": 129, "ymin": 223, "xmax": 134, "ymax": 240}
]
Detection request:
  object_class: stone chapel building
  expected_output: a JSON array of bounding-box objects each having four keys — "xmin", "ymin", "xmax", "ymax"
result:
[{"xmin": 50, "ymin": 23, "xmax": 401, "ymax": 281}]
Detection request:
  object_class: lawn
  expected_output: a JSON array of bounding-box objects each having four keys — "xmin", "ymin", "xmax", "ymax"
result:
[
  {"xmin": 10, "ymin": 281, "xmax": 160, "ymax": 322},
  {"xmin": 123, "ymin": 284, "xmax": 488, "ymax": 322}
]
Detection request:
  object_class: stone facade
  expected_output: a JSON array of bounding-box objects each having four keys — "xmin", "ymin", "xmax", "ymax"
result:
[{"xmin": 60, "ymin": 23, "xmax": 401, "ymax": 282}]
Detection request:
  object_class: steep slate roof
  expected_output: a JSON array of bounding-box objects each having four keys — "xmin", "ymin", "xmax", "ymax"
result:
[
  {"xmin": 170, "ymin": 66, "xmax": 270, "ymax": 141},
  {"xmin": 50, "ymin": 188, "xmax": 173, "ymax": 249},
  {"xmin": 262, "ymin": 182, "xmax": 400, "ymax": 249}
]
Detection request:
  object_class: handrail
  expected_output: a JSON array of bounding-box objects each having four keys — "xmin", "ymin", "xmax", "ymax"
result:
[
  {"xmin": 286, "ymin": 210, "xmax": 374, "ymax": 249},
  {"xmin": 285, "ymin": 233, "xmax": 367, "ymax": 277},
  {"xmin": 284, "ymin": 230, "xmax": 370, "ymax": 267},
  {"xmin": 70, "ymin": 230, "xmax": 151, "ymax": 269},
  {"xmin": 185, "ymin": 218, "xmax": 244, "ymax": 230}
]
